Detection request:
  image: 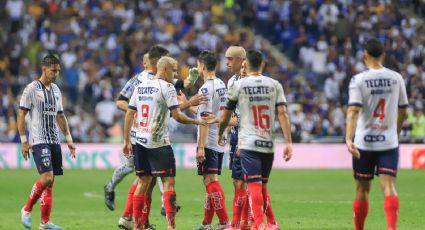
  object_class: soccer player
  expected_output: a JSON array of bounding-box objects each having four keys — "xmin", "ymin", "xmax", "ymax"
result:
[
  {"xmin": 223, "ymin": 45, "xmax": 252, "ymax": 229},
  {"xmin": 104, "ymin": 46, "xmax": 204, "ymax": 230},
  {"xmin": 18, "ymin": 54, "xmax": 76, "ymax": 230},
  {"xmin": 345, "ymin": 38, "xmax": 408, "ymax": 230},
  {"xmin": 219, "ymin": 50, "xmax": 293, "ymax": 230},
  {"xmin": 192, "ymin": 51, "xmax": 229, "ymax": 230},
  {"xmin": 122, "ymin": 56, "xmax": 206, "ymax": 230}
]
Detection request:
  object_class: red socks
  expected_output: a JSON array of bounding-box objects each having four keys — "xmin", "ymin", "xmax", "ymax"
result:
[
  {"xmin": 24, "ymin": 181, "xmax": 45, "ymax": 212},
  {"xmin": 247, "ymin": 183, "xmax": 264, "ymax": 228},
  {"xmin": 231, "ymin": 188, "xmax": 246, "ymax": 227},
  {"xmin": 241, "ymin": 190, "xmax": 253, "ymax": 228},
  {"xmin": 123, "ymin": 184, "xmax": 137, "ymax": 218},
  {"xmin": 202, "ymin": 193, "xmax": 214, "ymax": 225},
  {"xmin": 353, "ymin": 200, "xmax": 368, "ymax": 230},
  {"xmin": 384, "ymin": 195, "xmax": 399, "ymax": 230},
  {"xmin": 206, "ymin": 181, "xmax": 229, "ymax": 225},
  {"xmin": 164, "ymin": 191, "xmax": 177, "ymax": 227},
  {"xmin": 40, "ymin": 186, "xmax": 53, "ymax": 224},
  {"xmin": 133, "ymin": 195, "xmax": 148, "ymax": 229},
  {"xmin": 262, "ymin": 185, "xmax": 276, "ymax": 224}
]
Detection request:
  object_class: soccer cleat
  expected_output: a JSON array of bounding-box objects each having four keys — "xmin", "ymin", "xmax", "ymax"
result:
[
  {"xmin": 144, "ymin": 224, "xmax": 157, "ymax": 230},
  {"xmin": 118, "ymin": 217, "xmax": 133, "ymax": 230},
  {"xmin": 160, "ymin": 204, "xmax": 181, "ymax": 216},
  {"xmin": 193, "ymin": 224, "xmax": 214, "ymax": 230},
  {"xmin": 266, "ymin": 223, "xmax": 280, "ymax": 230},
  {"xmin": 104, "ymin": 184, "xmax": 115, "ymax": 211},
  {"xmin": 21, "ymin": 207, "xmax": 32, "ymax": 229},
  {"xmin": 223, "ymin": 226, "xmax": 240, "ymax": 230},
  {"xmin": 166, "ymin": 226, "xmax": 175, "ymax": 230},
  {"xmin": 215, "ymin": 224, "xmax": 231, "ymax": 230},
  {"xmin": 39, "ymin": 221, "xmax": 64, "ymax": 230}
]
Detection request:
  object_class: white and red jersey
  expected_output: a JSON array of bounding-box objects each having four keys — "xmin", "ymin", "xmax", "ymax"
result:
[
  {"xmin": 348, "ymin": 68, "xmax": 408, "ymax": 151},
  {"xmin": 128, "ymin": 79, "xmax": 179, "ymax": 148},
  {"xmin": 226, "ymin": 75, "xmax": 287, "ymax": 154},
  {"xmin": 197, "ymin": 77, "xmax": 227, "ymax": 152}
]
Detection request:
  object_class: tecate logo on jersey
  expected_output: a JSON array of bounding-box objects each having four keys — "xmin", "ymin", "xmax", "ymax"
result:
[{"xmin": 137, "ymin": 87, "xmax": 159, "ymax": 94}]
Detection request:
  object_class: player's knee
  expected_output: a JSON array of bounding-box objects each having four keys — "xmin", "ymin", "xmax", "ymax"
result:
[
  {"xmin": 203, "ymin": 174, "xmax": 217, "ymax": 185},
  {"xmin": 41, "ymin": 173, "xmax": 54, "ymax": 187},
  {"xmin": 380, "ymin": 183, "xmax": 397, "ymax": 196},
  {"xmin": 162, "ymin": 178, "xmax": 175, "ymax": 191},
  {"xmin": 233, "ymin": 179, "xmax": 245, "ymax": 189}
]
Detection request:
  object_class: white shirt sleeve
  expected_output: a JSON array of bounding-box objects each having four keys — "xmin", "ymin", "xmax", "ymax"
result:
[
  {"xmin": 397, "ymin": 75, "xmax": 409, "ymax": 107},
  {"xmin": 275, "ymin": 80, "xmax": 287, "ymax": 106},
  {"xmin": 348, "ymin": 75, "xmax": 363, "ymax": 106},
  {"xmin": 162, "ymin": 82, "xmax": 179, "ymax": 110},
  {"xmin": 198, "ymin": 83, "xmax": 213, "ymax": 116},
  {"xmin": 19, "ymin": 84, "xmax": 33, "ymax": 110},
  {"xmin": 128, "ymin": 87, "xmax": 137, "ymax": 110}
]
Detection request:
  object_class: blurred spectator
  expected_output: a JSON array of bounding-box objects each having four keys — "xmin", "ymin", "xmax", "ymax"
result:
[{"xmin": 407, "ymin": 108, "xmax": 425, "ymax": 142}]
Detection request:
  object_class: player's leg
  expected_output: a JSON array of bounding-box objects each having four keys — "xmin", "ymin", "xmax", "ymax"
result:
[
  {"xmin": 195, "ymin": 149, "xmax": 228, "ymax": 229},
  {"xmin": 240, "ymin": 149, "xmax": 265, "ymax": 230},
  {"xmin": 162, "ymin": 177, "xmax": 176, "ymax": 230},
  {"xmin": 38, "ymin": 144, "xmax": 65, "ymax": 230},
  {"xmin": 376, "ymin": 148, "xmax": 399, "ymax": 230},
  {"xmin": 118, "ymin": 178, "xmax": 138, "ymax": 230},
  {"xmin": 132, "ymin": 144, "xmax": 153, "ymax": 230},
  {"xmin": 104, "ymin": 154, "xmax": 135, "ymax": 211},
  {"xmin": 21, "ymin": 144, "xmax": 53, "ymax": 229},
  {"xmin": 260, "ymin": 153, "xmax": 277, "ymax": 229},
  {"xmin": 229, "ymin": 147, "xmax": 247, "ymax": 228},
  {"xmin": 352, "ymin": 149, "xmax": 376, "ymax": 230}
]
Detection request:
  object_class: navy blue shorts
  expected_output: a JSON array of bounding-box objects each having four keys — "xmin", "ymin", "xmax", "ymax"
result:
[
  {"xmin": 240, "ymin": 149, "xmax": 274, "ymax": 183},
  {"xmin": 32, "ymin": 144, "xmax": 63, "ymax": 176},
  {"xmin": 133, "ymin": 144, "xmax": 176, "ymax": 177},
  {"xmin": 229, "ymin": 145, "xmax": 243, "ymax": 180},
  {"xmin": 197, "ymin": 148, "xmax": 224, "ymax": 175},
  {"xmin": 353, "ymin": 147, "xmax": 399, "ymax": 180}
]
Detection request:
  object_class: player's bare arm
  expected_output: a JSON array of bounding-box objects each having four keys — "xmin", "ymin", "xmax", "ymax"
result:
[
  {"xmin": 276, "ymin": 105, "xmax": 293, "ymax": 161},
  {"xmin": 218, "ymin": 109, "xmax": 233, "ymax": 143},
  {"xmin": 170, "ymin": 107, "xmax": 207, "ymax": 126},
  {"xmin": 122, "ymin": 109, "xmax": 136, "ymax": 157},
  {"xmin": 17, "ymin": 109, "xmax": 31, "ymax": 160},
  {"xmin": 196, "ymin": 118, "xmax": 209, "ymax": 163},
  {"xmin": 177, "ymin": 90, "xmax": 207, "ymax": 111},
  {"xmin": 345, "ymin": 106, "xmax": 361, "ymax": 159},
  {"xmin": 56, "ymin": 113, "xmax": 76, "ymax": 159},
  {"xmin": 116, "ymin": 97, "xmax": 129, "ymax": 112},
  {"xmin": 397, "ymin": 107, "xmax": 407, "ymax": 135}
]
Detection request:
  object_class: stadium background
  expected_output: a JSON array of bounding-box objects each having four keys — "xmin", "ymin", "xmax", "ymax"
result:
[{"xmin": 0, "ymin": 0, "xmax": 425, "ymax": 229}]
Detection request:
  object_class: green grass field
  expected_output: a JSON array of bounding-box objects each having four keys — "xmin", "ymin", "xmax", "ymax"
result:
[{"xmin": 0, "ymin": 169, "xmax": 424, "ymax": 230}]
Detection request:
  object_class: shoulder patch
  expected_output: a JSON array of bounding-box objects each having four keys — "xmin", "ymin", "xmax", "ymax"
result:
[{"xmin": 201, "ymin": 88, "xmax": 208, "ymax": 94}]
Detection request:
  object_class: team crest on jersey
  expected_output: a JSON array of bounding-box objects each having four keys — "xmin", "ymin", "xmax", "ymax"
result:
[
  {"xmin": 201, "ymin": 88, "xmax": 208, "ymax": 94},
  {"xmin": 36, "ymin": 92, "xmax": 44, "ymax": 100}
]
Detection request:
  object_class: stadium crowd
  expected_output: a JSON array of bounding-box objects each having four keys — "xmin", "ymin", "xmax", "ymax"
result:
[{"xmin": 0, "ymin": 0, "xmax": 424, "ymax": 143}]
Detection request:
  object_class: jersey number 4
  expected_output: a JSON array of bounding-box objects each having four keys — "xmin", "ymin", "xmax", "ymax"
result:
[
  {"xmin": 252, "ymin": 105, "xmax": 270, "ymax": 129},
  {"xmin": 373, "ymin": 98, "xmax": 386, "ymax": 120}
]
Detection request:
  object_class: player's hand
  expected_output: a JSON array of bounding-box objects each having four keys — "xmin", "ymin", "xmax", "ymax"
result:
[
  {"xmin": 196, "ymin": 147, "xmax": 206, "ymax": 163},
  {"xmin": 189, "ymin": 93, "xmax": 208, "ymax": 107},
  {"xmin": 195, "ymin": 119, "xmax": 208, "ymax": 126},
  {"xmin": 123, "ymin": 142, "xmax": 132, "ymax": 158},
  {"xmin": 235, "ymin": 148, "xmax": 240, "ymax": 157},
  {"xmin": 202, "ymin": 113, "xmax": 218, "ymax": 124},
  {"xmin": 218, "ymin": 133, "xmax": 226, "ymax": 146},
  {"xmin": 68, "ymin": 142, "xmax": 76, "ymax": 159},
  {"xmin": 283, "ymin": 144, "xmax": 293, "ymax": 162},
  {"xmin": 177, "ymin": 90, "xmax": 189, "ymax": 105},
  {"xmin": 21, "ymin": 142, "xmax": 32, "ymax": 160},
  {"xmin": 346, "ymin": 140, "xmax": 360, "ymax": 159}
]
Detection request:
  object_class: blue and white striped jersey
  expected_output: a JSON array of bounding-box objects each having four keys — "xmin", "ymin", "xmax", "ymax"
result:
[{"xmin": 19, "ymin": 80, "xmax": 64, "ymax": 145}]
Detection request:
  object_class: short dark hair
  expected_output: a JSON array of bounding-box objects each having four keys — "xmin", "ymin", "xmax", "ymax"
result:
[
  {"xmin": 42, "ymin": 54, "xmax": 61, "ymax": 66},
  {"xmin": 364, "ymin": 38, "xmax": 384, "ymax": 58},
  {"xmin": 198, "ymin": 50, "xmax": 217, "ymax": 71},
  {"xmin": 246, "ymin": 50, "xmax": 263, "ymax": 70},
  {"xmin": 148, "ymin": 45, "xmax": 170, "ymax": 65}
]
